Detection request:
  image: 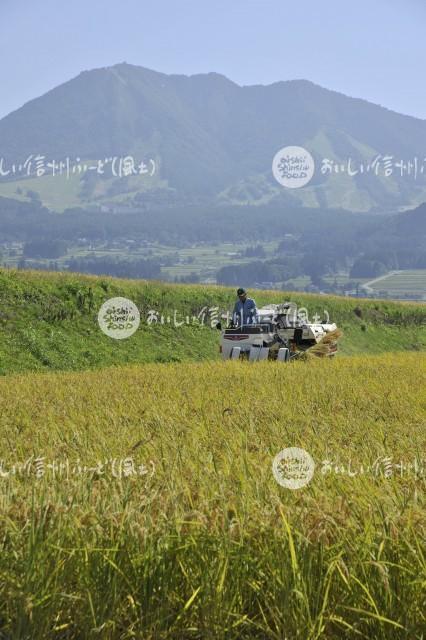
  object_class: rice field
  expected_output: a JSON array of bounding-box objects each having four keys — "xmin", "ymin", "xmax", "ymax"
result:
[{"xmin": 0, "ymin": 353, "xmax": 425, "ymax": 639}]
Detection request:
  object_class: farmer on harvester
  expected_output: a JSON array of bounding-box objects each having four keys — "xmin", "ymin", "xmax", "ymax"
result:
[{"xmin": 232, "ymin": 288, "xmax": 258, "ymax": 327}]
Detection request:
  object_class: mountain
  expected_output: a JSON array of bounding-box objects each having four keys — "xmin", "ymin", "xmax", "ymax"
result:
[
  {"xmin": 1, "ymin": 63, "xmax": 426, "ymax": 211},
  {"xmin": 396, "ymin": 202, "xmax": 426, "ymax": 234}
]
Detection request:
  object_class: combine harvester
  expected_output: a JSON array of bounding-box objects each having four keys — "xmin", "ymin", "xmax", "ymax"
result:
[{"xmin": 218, "ymin": 302, "xmax": 341, "ymax": 362}]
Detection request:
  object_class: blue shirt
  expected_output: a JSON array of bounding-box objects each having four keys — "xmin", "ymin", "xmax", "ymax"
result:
[{"xmin": 233, "ymin": 297, "xmax": 258, "ymax": 326}]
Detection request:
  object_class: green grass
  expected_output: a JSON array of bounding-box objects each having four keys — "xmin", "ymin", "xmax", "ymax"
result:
[
  {"xmin": 0, "ymin": 173, "xmax": 84, "ymax": 211},
  {"xmin": 0, "ymin": 267, "xmax": 424, "ymax": 375},
  {"xmin": 0, "ymin": 160, "xmax": 166, "ymax": 211}
]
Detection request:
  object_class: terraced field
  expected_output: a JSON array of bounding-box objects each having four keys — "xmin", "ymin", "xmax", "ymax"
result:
[{"xmin": 364, "ymin": 270, "xmax": 426, "ymax": 299}]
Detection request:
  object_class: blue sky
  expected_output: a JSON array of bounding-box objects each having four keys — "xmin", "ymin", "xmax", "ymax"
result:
[{"xmin": 1, "ymin": 0, "xmax": 425, "ymax": 120}]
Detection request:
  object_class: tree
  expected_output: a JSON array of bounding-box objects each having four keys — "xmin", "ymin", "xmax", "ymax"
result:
[
  {"xmin": 350, "ymin": 258, "xmax": 386, "ymax": 278},
  {"xmin": 23, "ymin": 240, "xmax": 68, "ymax": 259}
]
